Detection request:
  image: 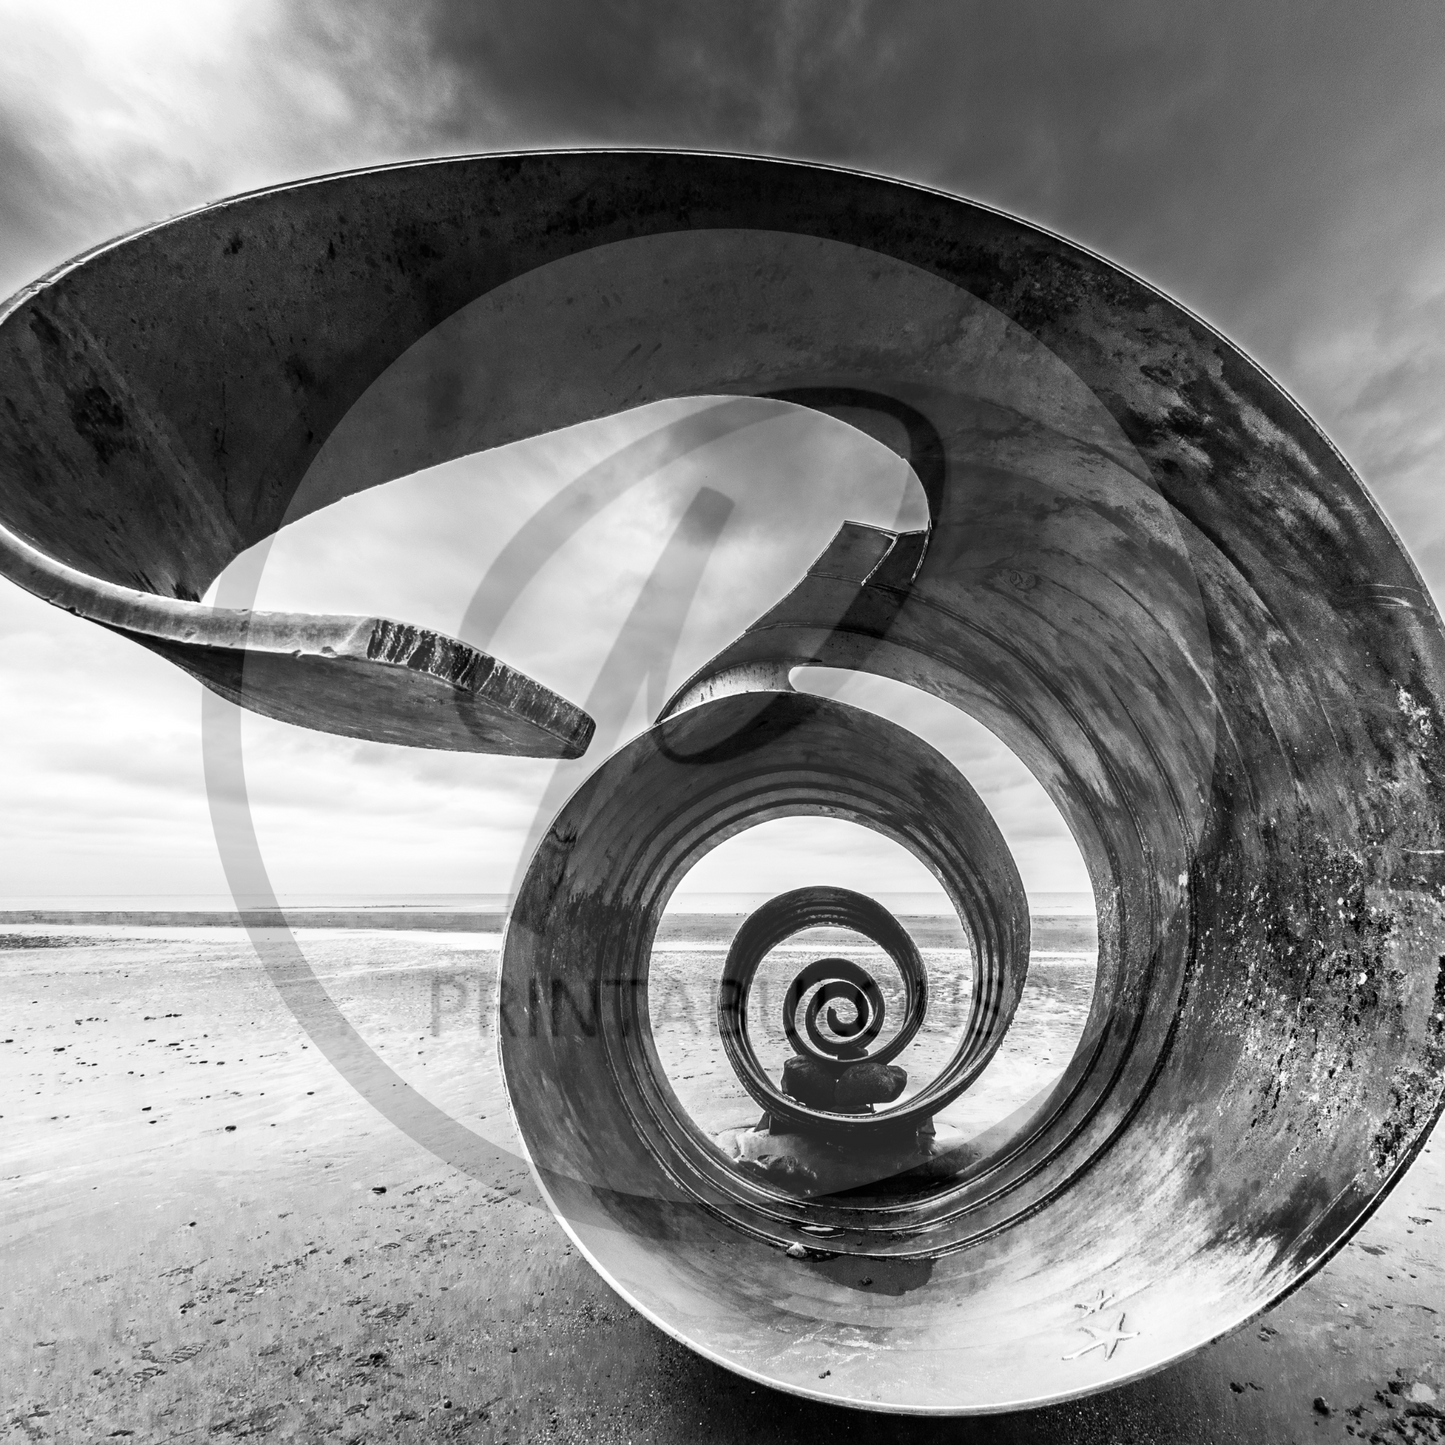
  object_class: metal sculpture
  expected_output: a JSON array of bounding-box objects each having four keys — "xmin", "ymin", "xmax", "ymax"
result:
[{"xmin": 2, "ymin": 151, "xmax": 1442, "ymax": 1415}]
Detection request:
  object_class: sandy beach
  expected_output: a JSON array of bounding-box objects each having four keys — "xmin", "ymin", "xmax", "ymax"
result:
[{"xmin": 2, "ymin": 921, "xmax": 1441, "ymax": 1444}]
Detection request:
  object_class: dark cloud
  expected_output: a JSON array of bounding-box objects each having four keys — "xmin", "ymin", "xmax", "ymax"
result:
[
  {"xmin": 8, "ymin": 3, "xmax": 1443, "ymax": 383},
  {"xmin": 0, "ymin": 100, "xmax": 77, "ymax": 286},
  {"xmin": 393, "ymin": 2, "xmax": 1441, "ymax": 304},
  {"xmin": 292, "ymin": 1, "xmax": 1445, "ymax": 548}
]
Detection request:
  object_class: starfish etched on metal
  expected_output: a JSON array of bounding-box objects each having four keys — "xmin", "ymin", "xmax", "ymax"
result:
[{"xmin": 1063, "ymin": 1313, "xmax": 1139, "ymax": 1362}]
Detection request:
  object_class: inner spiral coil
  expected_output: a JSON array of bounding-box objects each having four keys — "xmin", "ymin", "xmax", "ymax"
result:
[
  {"xmin": 782, "ymin": 956, "xmax": 887, "ymax": 1060},
  {"xmin": 718, "ymin": 884, "xmax": 934, "ymax": 1127}
]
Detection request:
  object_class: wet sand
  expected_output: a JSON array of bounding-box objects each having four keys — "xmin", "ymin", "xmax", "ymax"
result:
[{"xmin": 2, "ymin": 924, "xmax": 1441, "ymax": 1443}]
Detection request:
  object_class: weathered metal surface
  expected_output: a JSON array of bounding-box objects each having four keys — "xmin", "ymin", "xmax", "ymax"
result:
[
  {"xmin": 0, "ymin": 258, "xmax": 593, "ymax": 755},
  {"xmin": 1, "ymin": 151, "xmax": 1442, "ymax": 1414}
]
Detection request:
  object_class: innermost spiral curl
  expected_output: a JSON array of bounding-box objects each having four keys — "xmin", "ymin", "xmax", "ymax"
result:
[
  {"xmin": 717, "ymin": 885, "xmax": 930, "ymax": 1128},
  {"xmin": 783, "ymin": 957, "xmax": 886, "ymax": 1061}
]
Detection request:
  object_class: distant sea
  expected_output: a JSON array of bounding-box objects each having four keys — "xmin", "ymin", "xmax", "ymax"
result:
[{"xmin": 0, "ymin": 890, "xmax": 1097, "ymax": 917}]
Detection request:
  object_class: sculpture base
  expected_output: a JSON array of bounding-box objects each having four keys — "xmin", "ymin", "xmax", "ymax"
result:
[{"xmin": 714, "ymin": 1116, "xmax": 980, "ymax": 1197}]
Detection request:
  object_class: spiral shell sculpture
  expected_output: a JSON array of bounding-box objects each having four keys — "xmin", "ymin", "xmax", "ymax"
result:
[{"xmin": 1, "ymin": 152, "xmax": 1442, "ymax": 1414}]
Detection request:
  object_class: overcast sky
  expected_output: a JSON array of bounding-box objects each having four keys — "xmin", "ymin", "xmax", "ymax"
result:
[{"xmin": 1, "ymin": 1, "xmax": 1443, "ymax": 907}]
